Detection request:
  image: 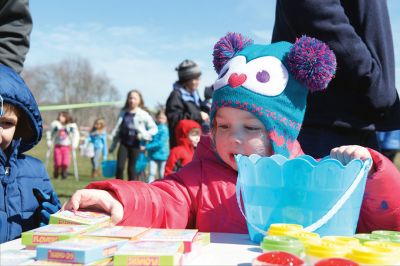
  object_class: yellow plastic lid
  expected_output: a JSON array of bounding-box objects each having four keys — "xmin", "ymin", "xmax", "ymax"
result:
[
  {"xmin": 306, "ymin": 240, "xmax": 348, "ymax": 259},
  {"xmin": 267, "ymin": 223, "xmax": 304, "ymax": 236},
  {"xmin": 347, "ymin": 245, "xmax": 399, "ymax": 264},
  {"xmin": 322, "ymin": 236, "xmax": 360, "ymax": 248},
  {"xmin": 284, "ymin": 230, "xmax": 320, "ymax": 245},
  {"xmin": 363, "ymin": 240, "xmax": 400, "ymax": 252}
]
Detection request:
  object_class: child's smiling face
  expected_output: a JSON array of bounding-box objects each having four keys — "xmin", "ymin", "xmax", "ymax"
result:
[{"xmin": 214, "ymin": 107, "xmax": 272, "ymax": 170}]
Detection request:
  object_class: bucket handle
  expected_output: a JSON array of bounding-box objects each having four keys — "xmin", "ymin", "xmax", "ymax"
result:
[{"xmin": 236, "ymin": 158, "xmax": 372, "ymax": 235}]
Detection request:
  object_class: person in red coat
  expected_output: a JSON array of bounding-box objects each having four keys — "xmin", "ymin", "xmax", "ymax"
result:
[
  {"xmin": 63, "ymin": 33, "xmax": 400, "ymax": 234},
  {"xmin": 164, "ymin": 119, "xmax": 201, "ymax": 176}
]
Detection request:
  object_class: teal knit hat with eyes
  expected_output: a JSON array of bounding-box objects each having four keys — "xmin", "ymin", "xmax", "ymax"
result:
[{"xmin": 210, "ymin": 33, "xmax": 336, "ymax": 158}]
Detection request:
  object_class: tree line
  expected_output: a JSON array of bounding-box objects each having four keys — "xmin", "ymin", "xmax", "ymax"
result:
[{"xmin": 22, "ymin": 57, "xmax": 122, "ymax": 131}]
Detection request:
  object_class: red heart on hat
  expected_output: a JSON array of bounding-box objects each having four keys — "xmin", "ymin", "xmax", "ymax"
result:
[{"xmin": 228, "ymin": 73, "xmax": 247, "ymax": 88}]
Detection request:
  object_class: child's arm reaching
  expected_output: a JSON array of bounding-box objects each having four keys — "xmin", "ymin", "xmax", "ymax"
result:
[
  {"xmin": 62, "ymin": 177, "xmax": 195, "ymax": 229},
  {"xmin": 62, "ymin": 189, "xmax": 124, "ymax": 225}
]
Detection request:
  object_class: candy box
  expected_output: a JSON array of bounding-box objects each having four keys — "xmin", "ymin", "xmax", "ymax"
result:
[
  {"xmin": 84, "ymin": 226, "xmax": 148, "ymax": 239},
  {"xmin": 136, "ymin": 228, "xmax": 198, "ymax": 253},
  {"xmin": 21, "ymin": 224, "xmax": 92, "ymax": 246},
  {"xmin": 28, "ymin": 257, "xmax": 113, "ymax": 265},
  {"xmin": 0, "ymin": 249, "xmax": 36, "ymax": 265},
  {"xmin": 36, "ymin": 236, "xmax": 127, "ymax": 264},
  {"xmin": 49, "ymin": 210, "xmax": 110, "ymax": 229},
  {"xmin": 113, "ymin": 240, "xmax": 184, "ymax": 266}
]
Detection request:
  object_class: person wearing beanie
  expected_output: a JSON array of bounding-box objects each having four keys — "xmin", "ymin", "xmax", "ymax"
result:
[
  {"xmin": 166, "ymin": 59, "xmax": 209, "ymax": 148},
  {"xmin": 63, "ymin": 33, "xmax": 400, "ymax": 235}
]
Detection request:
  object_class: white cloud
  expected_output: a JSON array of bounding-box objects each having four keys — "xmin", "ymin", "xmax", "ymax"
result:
[{"xmin": 25, "ymin": 23, "xmax": 218, "ymax": 108}]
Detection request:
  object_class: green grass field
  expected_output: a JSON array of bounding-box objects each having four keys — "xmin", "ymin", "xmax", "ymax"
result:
[{"xmin": 27, "ymin": 138, "xmax": 400, "ymax": 206}]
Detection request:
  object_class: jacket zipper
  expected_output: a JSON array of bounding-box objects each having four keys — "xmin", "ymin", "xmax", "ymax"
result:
[{"xmin": 3, "ymin": 166, "xmax": 10, "ymax": 240}]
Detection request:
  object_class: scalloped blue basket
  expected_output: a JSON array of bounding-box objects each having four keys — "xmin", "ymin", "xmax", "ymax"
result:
[{"xmin": 235, "ymin": 154, "xmax": 371, "ymax": 243}]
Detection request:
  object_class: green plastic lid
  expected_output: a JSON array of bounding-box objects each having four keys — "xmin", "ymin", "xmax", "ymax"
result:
[
  {"xmin": 261, "ymin": 235, "xmax": 305, "ymax": 257},
  {"xmin": 372, "ymin": 230, "xmax": 400, "ymax": 242},
  {"xmin": 354, "ymin": 233, "xmax": 382, "ymax": 244}
]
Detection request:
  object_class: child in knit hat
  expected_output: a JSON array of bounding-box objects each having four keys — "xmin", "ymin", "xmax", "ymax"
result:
[{"xmin": 63, "ymin": 33, "xmax": 400, "ymax": 234}]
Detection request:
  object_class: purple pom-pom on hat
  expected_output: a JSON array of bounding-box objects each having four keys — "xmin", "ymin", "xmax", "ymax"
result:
[
  {"xmin": 287, "ymin": 36, "xmax": 336, "ymax": 92},
  {"xmin": 212, "ymin": 32, "xmax": 253, "ymax": 74}
]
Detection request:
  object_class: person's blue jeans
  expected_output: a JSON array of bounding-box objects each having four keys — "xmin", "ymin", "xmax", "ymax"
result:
[
  {"xmin": 91, "ymin": 148, "xmax": 102, "ymax": 170},
  {"xmin": 147, "ymin": 159, "xmax": 166, "ymax": 183}
]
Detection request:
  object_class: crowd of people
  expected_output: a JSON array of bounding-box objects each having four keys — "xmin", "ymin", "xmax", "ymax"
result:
[
  {"xmin": 44, "ymin": 59, "xmax": 211, "ymax": 183},
  {"xmin": 2, "ymin": 0, "xmax": 400, "ymax": 248}
]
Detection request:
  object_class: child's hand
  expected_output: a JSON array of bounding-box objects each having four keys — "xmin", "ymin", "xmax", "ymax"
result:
[
  {"xmin": 330, "ymin": 145, "xmax": 372, "ymax": 164},
  {"xmin": 330, "ymin": 145, "xmax": 374, "ymax": 175},
  {"xmin": 62, "ymin": 189, "xmax": 124, "ymax": 225},
  {"xmin": 33, "ymin": 189, "xmax": 61, "ymax": 226}
]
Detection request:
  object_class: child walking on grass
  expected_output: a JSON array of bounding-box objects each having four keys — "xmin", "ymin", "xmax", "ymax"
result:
[
  {"xmin": 63, "ymin": 33, "xmax": 400, "ymax": 234},
  {"xmin": 85, "ymin": 118, "xmax": 108, "ymax": 178}
]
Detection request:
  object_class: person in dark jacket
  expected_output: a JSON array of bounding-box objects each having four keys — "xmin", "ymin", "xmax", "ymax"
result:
[
  {"xmin": 0, "ymin": 64, "xmax": 60, "ymax": 244},
  {"xmin": 0, "ymin": 0, "xmax": 32, "ymax": 73},
  {"xmin": 166, "ymin": 59, "xmax": 209, "ymax": 148},
  {"xmin": 272, "ymin": 0, "xmax": 400, "ymax": 158}
]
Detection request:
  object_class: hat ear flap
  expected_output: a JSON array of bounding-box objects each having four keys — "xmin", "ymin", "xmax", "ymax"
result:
[
  {"xmin": 212, "ymin": 32, "xmax": 254, "ymax": 74},
  {"xmin": 286, "ymin": 35, "xmax": 337, "ymax": 92}
]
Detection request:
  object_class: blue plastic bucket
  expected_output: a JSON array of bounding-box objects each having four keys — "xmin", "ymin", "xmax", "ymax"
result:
[
  {"xmin": 101, "ymin": 160, "xmax": 117, "ymax": 178},
  {"xmin": 235, "ymin": 154, "xmax": 371, "ymax": 243}
]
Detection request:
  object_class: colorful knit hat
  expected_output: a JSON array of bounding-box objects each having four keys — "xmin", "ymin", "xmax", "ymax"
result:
[{"xmin": 210, "ymin": 33, "xmax": 336, "ymax": 157}]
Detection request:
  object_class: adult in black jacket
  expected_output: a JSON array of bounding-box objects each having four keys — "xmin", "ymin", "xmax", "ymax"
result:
[
  {"xmin": 272, "ymin": 0, "xmax": 400, "ymax": 158},
  {"xmin": 0, "ymin": 0, "xmax": 32, "ymax": 73},
  {"xmin": 166, "ymin": 59, "xmax": 209, "ymax": 148}
]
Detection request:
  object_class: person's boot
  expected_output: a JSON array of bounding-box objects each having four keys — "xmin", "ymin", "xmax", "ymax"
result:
[
  {"xmin": 61, "ymin": 167, "xmax": 68, "ymax": 180},
  {"xmin": 91, "ymin": 169, "xmax": 99, "ymax": 178},
  {"xmin": 53, "ymin": 167, "xmax": 59, "ymax": 179}
]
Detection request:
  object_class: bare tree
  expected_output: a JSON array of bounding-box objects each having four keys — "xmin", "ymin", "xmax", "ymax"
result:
[{"xmin": 22, "ymin": 57, "xmax": 121, "ymax": 130}]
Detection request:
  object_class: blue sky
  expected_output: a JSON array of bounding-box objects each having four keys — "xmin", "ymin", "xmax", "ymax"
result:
[{"xmin": 26, "ymin": 0, "xmax": 400, "ymax": 108}]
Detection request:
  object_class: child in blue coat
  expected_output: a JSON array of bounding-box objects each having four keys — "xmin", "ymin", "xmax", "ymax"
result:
[
  {"xmin": 0, "ymin": 64, "xmax": 60, "ymax": 243},
  {"xmin": 85, "ymin": 118, "xmax": 108, "ymax": 178},
  {"xmin": 144, "ymin": 109, "xmax": 170, "ymax": 182}
]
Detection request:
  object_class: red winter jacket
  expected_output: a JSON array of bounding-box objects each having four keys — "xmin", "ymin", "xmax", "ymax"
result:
[
  {"xmin": 164, "ymin": 120, "xmax": 201, "ymax": 176},
  {"xmin": 87, "ymin": 135, "xmax": 400, "ymax": 233}
]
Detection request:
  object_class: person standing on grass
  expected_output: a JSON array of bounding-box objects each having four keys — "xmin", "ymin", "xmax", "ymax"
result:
[
  {"xmin": 84, "ymin": 118, "xmax": 108, "ymax": 178},
  {"xmin": 144, "ymin": 109, "xmax": 169, "ymax": 183},
  {"xmin": 109, "ymin": 89, "xmax": 157, "ymax": 181},
  {"xmin": 47, "ymin": 111, "xmax": 80, "ymax": 180}
]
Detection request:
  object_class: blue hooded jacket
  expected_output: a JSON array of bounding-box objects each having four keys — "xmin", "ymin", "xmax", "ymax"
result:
[{"xmin": 0, "ymin": 64, "xmax": 56, "ymax": 243}]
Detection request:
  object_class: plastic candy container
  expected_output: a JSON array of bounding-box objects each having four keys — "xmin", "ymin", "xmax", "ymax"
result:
[
  {"xmin": 321, "ymin": 236, "xmax": 360, "ymax": 248},
  {"xmin": 252, "ymin": 251, "xmax": 304, "ymax": 266},
  {"xmin": 267, "ymin": 224, "xmax": 304, "ymax": 236},
  {"xmin": 284, "ymin": 230, "xmax": 320, "ymax": 246},
  {"xmin": 261, "ymin": 235, "xmax": 305, "ymax": 258},
  {"xmin": 314, "ymin": 258, "xmax": 359, "ymax": 266},
  {"xmin": 305, "ymin": 240, "xmax": 348, "ymax": 264},
  {"xmin": 371, "ymin": 230, "xmax": 400, "ymax": 242},
  {"xmin": 346, "ymin": 245, "xmax": 400, "ymax": 265},
  {"xmin": 363, "ymin": 240, "xmax": 400, "ymax": 253},
  {"xmin": 353, "ymin": 234, "xmax": 382, "ymax": 244},
  {"xmin": 235, "ymin": 154, "xmax": 370, "ymax": 243}
]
